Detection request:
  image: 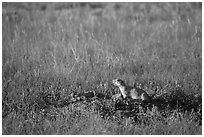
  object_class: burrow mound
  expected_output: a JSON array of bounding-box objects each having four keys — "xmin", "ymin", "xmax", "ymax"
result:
[{"xmin": 3, "ymin": 88, "xmax": 202, "ymax": 125}]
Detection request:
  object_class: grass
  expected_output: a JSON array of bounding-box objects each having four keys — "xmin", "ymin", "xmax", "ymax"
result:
[{"xmin": 2, "ymin": 2, "xmax": 202, "ymax": 135}]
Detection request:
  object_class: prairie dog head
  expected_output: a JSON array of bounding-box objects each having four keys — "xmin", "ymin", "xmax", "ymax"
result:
[{"xmin": 112, "ymin": 79, "xmax": 126, "ymax": 87}]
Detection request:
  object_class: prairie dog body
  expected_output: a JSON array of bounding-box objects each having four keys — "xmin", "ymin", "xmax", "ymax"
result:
[{"xmin": 112, "ymin": 79, "xmax": 150, "ymax": 102}]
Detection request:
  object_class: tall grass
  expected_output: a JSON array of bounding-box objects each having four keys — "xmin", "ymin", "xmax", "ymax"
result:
[{"xmin": 2, "ymin": 2, "xmax": 202, "ymax": 134}]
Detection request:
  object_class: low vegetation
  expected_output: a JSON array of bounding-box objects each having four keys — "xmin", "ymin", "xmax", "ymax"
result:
[{"xmin": 2, "ymin": 2, "xmax": 202, "ymax": 134}]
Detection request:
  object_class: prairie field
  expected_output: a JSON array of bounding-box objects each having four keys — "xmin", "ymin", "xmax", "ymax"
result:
[{"xmin": 2, "ymin": 2, "xmax": 202, "ymax": 135}]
